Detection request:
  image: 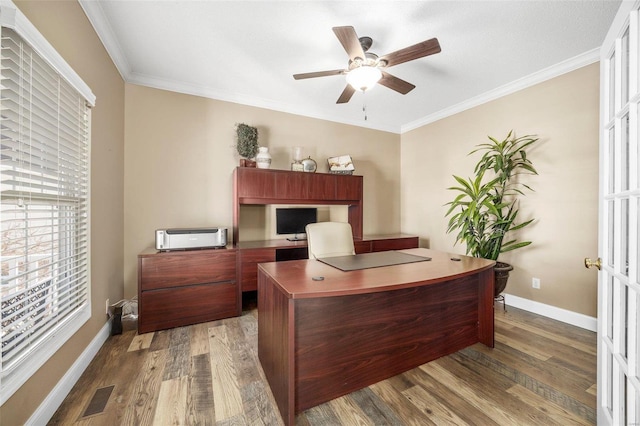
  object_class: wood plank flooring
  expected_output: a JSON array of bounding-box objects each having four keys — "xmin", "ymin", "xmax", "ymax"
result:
[{"xmin": 48, "ymin": 300, "xmax": 596, "ymax": 425}]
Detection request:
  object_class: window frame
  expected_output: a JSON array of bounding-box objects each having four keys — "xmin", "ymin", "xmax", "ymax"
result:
[{"xmin": 0, "ymin": 0, "xmax": 95, "ymax": 405}]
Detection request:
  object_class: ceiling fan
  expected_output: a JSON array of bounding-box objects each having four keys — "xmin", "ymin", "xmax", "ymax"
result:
[{"xmin": 293, "ymin": 26, "xmax": 441, "ymax": 104}]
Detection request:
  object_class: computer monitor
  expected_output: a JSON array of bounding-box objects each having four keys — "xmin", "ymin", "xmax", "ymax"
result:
[{"xmin": 276, "ymin": 207, "xmax": 317, "ymax": 241}]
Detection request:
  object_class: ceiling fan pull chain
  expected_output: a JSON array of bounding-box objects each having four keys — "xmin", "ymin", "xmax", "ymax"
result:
[{"xmin": 363, "ymin": 92, "xmax": 368, "ymax": 121}]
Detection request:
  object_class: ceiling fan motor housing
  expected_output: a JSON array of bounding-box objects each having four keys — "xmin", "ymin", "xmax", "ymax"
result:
[{"xmin": 359, "ymin": 36, "xmax": 373, "ymax": 52}]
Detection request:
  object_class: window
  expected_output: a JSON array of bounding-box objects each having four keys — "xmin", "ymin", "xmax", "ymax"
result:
[{"xmin": 0, "ymin": 2, "xmax": 95, "ymax": 404}]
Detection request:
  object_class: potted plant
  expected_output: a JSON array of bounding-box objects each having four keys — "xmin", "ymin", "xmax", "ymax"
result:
[
  {"xmin": 235, "ymin": 123, "xmax": 259, "ymax": 167},
  {"xmin": 445, "ymin": 130, "xmax": 538, "ymax": 297}
]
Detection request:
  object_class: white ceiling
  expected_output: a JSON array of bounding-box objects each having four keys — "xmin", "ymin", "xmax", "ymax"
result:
[{"xmin": 80, "ymin": 1, "xmax": 622, "ymax": 134}]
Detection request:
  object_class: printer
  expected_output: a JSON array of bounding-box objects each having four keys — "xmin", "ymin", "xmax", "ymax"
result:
[{"xmin": 155, "ymin": 227, "xmax": 227, "ymax": 251}]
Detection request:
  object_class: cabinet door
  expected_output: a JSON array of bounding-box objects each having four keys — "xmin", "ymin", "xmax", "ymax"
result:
[
  {"xmin": 275, "ymin": 172, "xmax": 309, "ymax": 199},
  {"xmin": 237, "ymin": 168, "xmax": 276, "ymax": 199},
  {"xmin": 308, "ymin": 174, "xmax": 336, "ymax": 200},
  {"xmin": 336, "ymin": 175, "xmax": 363, "ymax": 200},
  {"xmin": 240, "ymin": 248, "xmax": 276, "ymax": 292}
]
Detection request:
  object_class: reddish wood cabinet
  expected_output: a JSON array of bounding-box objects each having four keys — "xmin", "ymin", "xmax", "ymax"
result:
[
  {"xmin": 233, "ymin": 167, "xmax": 364, "ymax": 243},
  {"xmin": 137, "ymin": 248, "xmax": 239, "ymax": 333}
]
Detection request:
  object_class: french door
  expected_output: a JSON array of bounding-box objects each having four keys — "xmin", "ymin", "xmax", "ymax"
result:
[{"xmin": 596, "ymin": 1, "xmax": 640, "ymax": 424}]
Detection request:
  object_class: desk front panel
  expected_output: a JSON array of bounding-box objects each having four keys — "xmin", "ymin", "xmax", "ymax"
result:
[{"xmin": 293, "ymin": 273, "xmax": 482, "ymax": 413}]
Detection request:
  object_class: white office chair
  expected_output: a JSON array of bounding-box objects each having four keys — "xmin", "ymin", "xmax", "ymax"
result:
[{"xmin": 305, "ymin": 222, "xmax": 356, "ymax": 259}]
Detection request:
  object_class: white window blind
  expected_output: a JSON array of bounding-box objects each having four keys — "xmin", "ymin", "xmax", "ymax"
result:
[{"xmin": 1, "ymin": 23, "xmax": 91, "ymax": 403}]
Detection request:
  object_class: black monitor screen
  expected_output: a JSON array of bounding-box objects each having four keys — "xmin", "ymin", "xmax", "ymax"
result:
[{"xmin": 276, "ymin": 208, "xmax": 317, "ymax": 237}]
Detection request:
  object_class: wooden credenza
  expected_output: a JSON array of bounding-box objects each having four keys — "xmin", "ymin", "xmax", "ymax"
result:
[
  {"xmin": 136, "ymin": 168, "xmax": 420, "ymax": 332},
  {"xmin": 137, "ymin": 247, "xmax": 239, "ymax": 333},
  {"xmin": 237, "ymin": 234, "xmax": 419, "ymax": 292}
]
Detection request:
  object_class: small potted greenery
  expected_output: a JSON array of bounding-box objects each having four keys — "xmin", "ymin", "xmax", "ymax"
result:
[
  {"xmin": 235, "ymin": 123, "xmax": 259, "ymax": 167},
  {"xmin": 445, "ymin": 131, "xmax": 538, "ymax": 296}
]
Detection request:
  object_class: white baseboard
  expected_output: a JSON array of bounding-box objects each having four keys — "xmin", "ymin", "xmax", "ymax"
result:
[
  {"xmin": 503, "ymin": 293, "xmax": 597, "ymax": 332},
  {"xmin": 26, "ymin": 319, "xmax": 112, "ymax": 425}
]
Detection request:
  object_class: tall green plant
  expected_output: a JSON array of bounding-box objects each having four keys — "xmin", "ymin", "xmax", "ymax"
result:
[{"xmin": 445, "ymin": 131, "xmax": 538, "ymax": 260}]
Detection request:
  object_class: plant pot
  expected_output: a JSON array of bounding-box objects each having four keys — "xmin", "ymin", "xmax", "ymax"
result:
[
  {"xmin": 494, "ymin": 261, "xmax": 513, "ymax": 297},
  {"xmin": 239, "ymin": 158, "xmax": 256, "ymax": 167}
]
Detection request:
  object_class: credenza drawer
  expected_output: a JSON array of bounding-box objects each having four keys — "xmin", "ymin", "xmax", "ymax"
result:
[
  {"xmin": 140, "ymin": 250, "xmax": 236, "ymax": 291},
  {"xmin": 139, "ymin": 282, "xmax": 237, "ymax": 334}
]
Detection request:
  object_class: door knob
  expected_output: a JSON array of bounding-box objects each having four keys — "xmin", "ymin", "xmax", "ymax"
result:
[{"xmin": 584, "ymin": 257, "xmax": 602, "ymax": 270}]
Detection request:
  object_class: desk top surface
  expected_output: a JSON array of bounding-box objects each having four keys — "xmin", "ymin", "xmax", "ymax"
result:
[{"xmin": 257, "ymin": 248, "xmax": 495, "ymax": 299}]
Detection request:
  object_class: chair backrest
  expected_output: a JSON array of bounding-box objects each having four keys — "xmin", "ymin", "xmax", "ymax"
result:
[{"xmin": 305, "ymin": 222, "xmax": 355, "ymax": 259}]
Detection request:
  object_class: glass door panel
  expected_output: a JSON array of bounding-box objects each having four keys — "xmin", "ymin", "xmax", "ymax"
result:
[{"xmin": 599, "ymin": 5, "xmax": 640, "ymax": 425}]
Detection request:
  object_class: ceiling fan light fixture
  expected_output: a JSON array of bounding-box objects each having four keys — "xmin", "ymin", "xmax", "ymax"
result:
[{"xmin": 346, "ymin": 66, "xmax": 382, "ymax": 92}]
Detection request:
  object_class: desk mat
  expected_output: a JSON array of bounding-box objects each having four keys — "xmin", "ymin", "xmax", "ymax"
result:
[{"xmin": 318, "ymin": 251, "xmax": 431, "ymax": 271}]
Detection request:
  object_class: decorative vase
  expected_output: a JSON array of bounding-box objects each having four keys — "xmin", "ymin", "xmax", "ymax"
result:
[
  {"xmin": 302, "ymin": 156, "xmax": 317, "ymax": 173},
  {"xmin": 256, "ymin": 147, "xmax": 272, "ymax": 169}
]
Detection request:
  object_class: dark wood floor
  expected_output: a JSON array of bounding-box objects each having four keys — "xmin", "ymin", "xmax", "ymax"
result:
[{"xmin": 48, "ymin": 300, "xmax": 596, "ymax": 425}]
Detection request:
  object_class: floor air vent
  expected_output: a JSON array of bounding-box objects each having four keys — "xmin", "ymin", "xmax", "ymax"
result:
[{"xmin": 81, "ymin": 385, "xmax": 114, "ymax": 418}]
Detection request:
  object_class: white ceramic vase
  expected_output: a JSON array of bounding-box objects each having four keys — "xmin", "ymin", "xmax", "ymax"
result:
[{"xmin": 256, "ymin": 147, "xmax": 272, "ymax": 169}]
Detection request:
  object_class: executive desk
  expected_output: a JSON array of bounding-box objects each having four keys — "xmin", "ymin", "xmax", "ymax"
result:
[{"xmin": 257, "ymin": 248, "xmax": 495, "ymax": 425}]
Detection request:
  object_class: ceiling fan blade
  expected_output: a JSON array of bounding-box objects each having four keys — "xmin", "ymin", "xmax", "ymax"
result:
[
  {"xmin": 293, "ymin": 69, "xmax": 346, "ymax": 80},
  {"xmin": 332, "ymin": 26, "xmax": 365, "ymax": 62},
  {"xmin": 379, "ymin": 71, "xmax": 415, "ymax": 95},
  {"xmin": 336, "ymin": 85, "xmax": 356, "ymax": 104},
  {"xmin": 379, "ymin": 38, "xmax": 441, "ymax": 68}
]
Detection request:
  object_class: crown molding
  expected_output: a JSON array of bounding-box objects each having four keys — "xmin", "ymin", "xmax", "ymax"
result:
[
  {"xmin": 400, "ymin": 48, "xmax": 600, "ymax": 133},
  {"xmin": 108, "ymin": 46, "xmax": 601, "ymax": 136},
  {"xmin": 128, "ymin": 70, "xmax": 401, "ymax": 134},
  {"xmin": 79, "ymin": 0, "xmax": 131, "ymax": 81}
]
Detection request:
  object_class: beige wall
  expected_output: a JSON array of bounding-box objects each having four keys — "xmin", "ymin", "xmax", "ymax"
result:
[
  {"xmin": 124, "ymin": 84, "xmax": 401, "ymax": 298},
  {"xmin": 401, "ymin": 63, "xmax": 600, "ymax": 317},
  {"xmin": 0, "ymin": 1, "xmax": 125, "ymax": 425}
]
